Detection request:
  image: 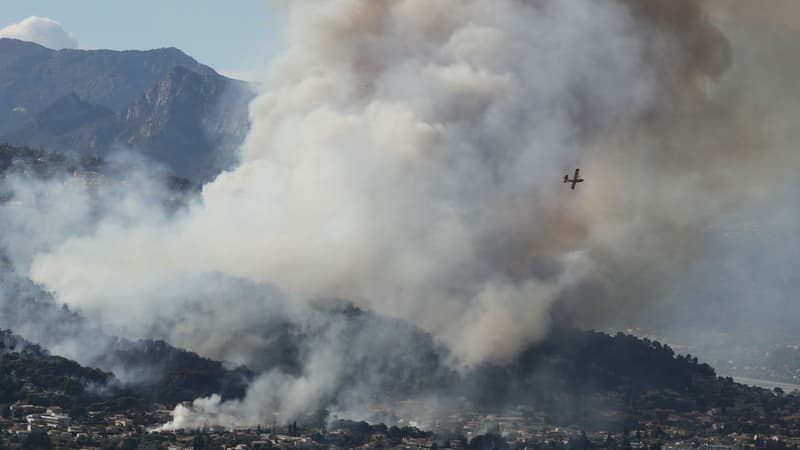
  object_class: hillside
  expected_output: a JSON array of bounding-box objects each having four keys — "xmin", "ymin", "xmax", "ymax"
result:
[
  {"xmin": 0, "ymin": 326, "xmax": 252, "ymax": 412},
  {"xmin": 0, "ymin": 38, "xmax": 253, "ymax": 180},
  {"xmin": 0, "ymin": 272, "xmax": 251, "ymax": 408},
  {"xmin": 0, "ymin": 330, "xmax": 114, "ymax": 410},
  {"xmin": 0, "ymin": 223, "xmax": 795, "ymax": 433},
  {"xmin": 0, "ymin": 143, "xmax": 191, "ymax": 205},
  {"xmin": 92, "ymin": 338, "xmax": 253, "ymax": 404},
  {"xmin": 3, "ymin": 318, "xmax": 800, "ymax": 436},
  {"xmin": 0, "ymin": 39, "xmax": 216, "ymax": 131}
]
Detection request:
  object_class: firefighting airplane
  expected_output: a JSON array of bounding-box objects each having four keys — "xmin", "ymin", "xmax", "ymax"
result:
[{"xmin": 563, "ymin": 168, "xmax": 584, "ymax": 190}]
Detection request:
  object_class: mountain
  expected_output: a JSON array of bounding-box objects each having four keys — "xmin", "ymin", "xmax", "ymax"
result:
[
  {"xmin": 0, "ymin": 38, "xmax": 253, "ymax": 180},
  {"xmin": 1, "ymin": 94, "xmax": 116, "ymax": 158},
  {"xmin": 0, "ymin": 38, "xmax": 216, "ymax": 132},
  {"xmin": 115, "ymin": 65, "xmax": 250, "ymax": 179}
]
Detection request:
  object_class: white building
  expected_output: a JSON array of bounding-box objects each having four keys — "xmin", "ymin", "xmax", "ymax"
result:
[{"xmin": 26, "ymin": 409, "xmax": 72, "ymax": 429}]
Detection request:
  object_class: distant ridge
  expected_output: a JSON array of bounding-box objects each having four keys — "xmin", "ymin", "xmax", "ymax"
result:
[{"xmin": 0, "ymin": 38, "xmax": 253, "ymax": 180}]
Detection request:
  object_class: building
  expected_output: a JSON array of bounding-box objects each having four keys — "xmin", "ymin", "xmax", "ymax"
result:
[{"xmin": 26, "ymin": 409, "xmax": 72, "ymax": 429}]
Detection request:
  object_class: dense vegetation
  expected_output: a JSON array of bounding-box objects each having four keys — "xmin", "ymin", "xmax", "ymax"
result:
[
  {"xmin": 0, "ymin": 327, "xmax": 252, "ymax": 410},
  {"xmin": 462, "ymin": 329, "xmax": 800, "ymax": 432},
  {"xmin": 465, "ymin": 329, "xmax": 715, "ymax": 406},
  {"xmin": 92, "ymin": 339, "xmax": 253, "ymax": 404},
  {"xmin": 0, "ymin": 330, "xmax": 113, "ymax": 409},
  {"xmin": 3, "ymin": 321, "xmax": 800, "ymax": 438}
]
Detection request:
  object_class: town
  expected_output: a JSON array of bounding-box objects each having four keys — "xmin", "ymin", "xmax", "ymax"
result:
[{"xmin": 4, "ymin": 388, "xmax": 800, "ymax": 450}]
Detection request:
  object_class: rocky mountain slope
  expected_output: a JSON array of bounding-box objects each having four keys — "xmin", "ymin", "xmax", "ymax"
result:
[{"xmin": 0, "ymin": 38, "xmax": 253, "ymax": 180}]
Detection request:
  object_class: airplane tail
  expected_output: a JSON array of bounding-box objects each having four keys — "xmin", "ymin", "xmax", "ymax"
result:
[{"xmin": 563, "ymin": 175, "xmax": 568, "ymax": 182}]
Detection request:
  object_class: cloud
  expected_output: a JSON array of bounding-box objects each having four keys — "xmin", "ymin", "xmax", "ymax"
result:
[{"xmin": 0, "ymin": 16, "xmax": 78, "ymax": 49}]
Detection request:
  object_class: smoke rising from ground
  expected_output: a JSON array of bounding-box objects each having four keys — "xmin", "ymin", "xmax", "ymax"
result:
[{"xmin": 1, "ymin": 0, "xmax": 797, "ymax": 428}]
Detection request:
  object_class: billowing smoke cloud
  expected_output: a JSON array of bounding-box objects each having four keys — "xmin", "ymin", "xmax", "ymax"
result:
[
  {"xmin": 0, "ymin": 16, "xmax": 79, "ymax": 49},
  {"xmin": 707, "ymin": 0, "xmax": 800, "ymax": 33},
  {"xmin": 1, "ymin": 0, "xmax": 797, "ymax": 428}
]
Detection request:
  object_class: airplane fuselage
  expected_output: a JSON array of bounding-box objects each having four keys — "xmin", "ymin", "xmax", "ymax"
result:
[{"xmin": 563, "ymin": 168, "xmax": 584, "ymax": 190}]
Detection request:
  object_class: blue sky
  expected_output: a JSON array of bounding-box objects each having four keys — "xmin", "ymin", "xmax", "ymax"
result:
[{"xmin": 0, "ymin": 0, "xmax": 283, "ymax": 77}]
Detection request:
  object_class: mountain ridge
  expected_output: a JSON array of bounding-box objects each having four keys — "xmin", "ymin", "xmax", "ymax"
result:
[{"xmin": 0, "ymin": 38, "xmax": 253, "ymax": 180}]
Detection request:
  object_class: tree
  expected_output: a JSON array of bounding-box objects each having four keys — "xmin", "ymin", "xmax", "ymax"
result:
[
  {"xmin": 21, "ymin": 431, "xmax": 52, "ymax": 450},
  {"xmin": 120, "ymin": 437, "xmax": 140, "ymax": 450},
  {"xmin": 193, "ymin": 434, "xmax": 210, "ymax": 450},
  {"xmin": 468, "ymin": 434, "xmax": 509, "ymax": 450},
  {"xmin": 568, "ymin": 432, "xmax": 591, "ymax": 450},
  {"xmin": 604, "ymin": 434, "xmax": 618, "ymax": 450}
]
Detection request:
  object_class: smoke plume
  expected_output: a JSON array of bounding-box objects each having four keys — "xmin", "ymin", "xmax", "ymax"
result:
[{"xmin": 1, "ymin": 0, "xmax": 797, "ymax": 428}]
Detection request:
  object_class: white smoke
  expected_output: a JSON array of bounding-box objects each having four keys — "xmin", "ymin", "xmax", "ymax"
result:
[
  {"xmin": 28, "ymin": 0, "xmax": 653, "ymax": 365},
  {"xmin": 0, "ymin": 16, "xmax": 79, "ymax": 49},
  {"xmin": 2, "ymin": 0, "xmax": 795, "ymax": 429}
]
